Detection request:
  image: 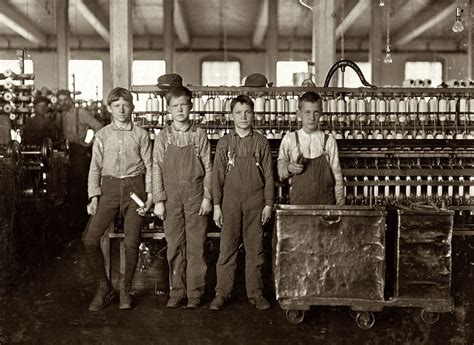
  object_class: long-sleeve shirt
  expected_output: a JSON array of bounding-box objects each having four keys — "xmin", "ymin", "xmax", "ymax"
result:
[
  {"xmin": 88, "ymin": 121, "xmax": 152, "ymax": 199},
  {"xmin": 61, "ymin": 107, "xmax": 103, "ymax": 146},
  {"xmin": 277, "ymin": 129, "xmax": 344, "ymax": 205},
  {"xmin": 213, "ymin": 130, "xmax": 274, "ymax": 207},
  {"xmin": 152, "ymin": 122, "xmax": 212, "ymax": 203}
]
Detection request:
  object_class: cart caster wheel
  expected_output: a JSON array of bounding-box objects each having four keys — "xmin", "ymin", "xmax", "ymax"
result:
[
  {"xmin": 286, "ymin": 310, "xmax": 305, "ymax": 324},
  {"xmin": 420, "ymin": 310, "xmax": 440, "ymax": 325},
  {"xmin": 356, "ymin": 312, "xmax": 375, "ymax": 329}
]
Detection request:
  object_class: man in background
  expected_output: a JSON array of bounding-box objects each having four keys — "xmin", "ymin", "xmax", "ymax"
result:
[{"xmin": 57, "ymin": 89, "xmax": 103, "ymax": 235}]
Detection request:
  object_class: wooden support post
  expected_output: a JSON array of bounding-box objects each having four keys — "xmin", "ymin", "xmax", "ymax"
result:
[
  {"xmin": 56, "ymin": 0, "xmax": 69, "ymax": 89},
  {"xmin": 265, "ymin": 0, "xmax": 278, "ymax": 83},
  {"xmin": 468, "ymin": 0, "xmax": 473, "ymax": 80},
  {"xmin": 110, "ymin": 0, "xmax": 133, "ymax": 88},
  {"xmin": 313, "ymin": 0, "xmax": 336, "ymax": 86},
  {"xmin": 369, "ymin": 0, "xmax": 383, "ymax": 86},
  {"xmin": 164, "ymin": 0, "xmax": 175, "ymax": 73}
]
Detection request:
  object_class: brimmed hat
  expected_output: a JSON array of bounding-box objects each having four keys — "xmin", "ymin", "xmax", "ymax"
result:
[
  {"xmin": 157, "ymin": 73, "xmax": 183, "ymax": 89},
  {"xmin": 34, "ymin": 95, "xmax": 51, "ymax": 105},
  {"xmin": 243, "ymin": 73, "xmax": 273, "ymax": 87}
]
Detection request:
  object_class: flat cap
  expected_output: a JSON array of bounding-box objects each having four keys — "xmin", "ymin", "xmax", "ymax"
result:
[{"xmin": 157, "ymin": 73, "xmax": 183, "ymax": 89}]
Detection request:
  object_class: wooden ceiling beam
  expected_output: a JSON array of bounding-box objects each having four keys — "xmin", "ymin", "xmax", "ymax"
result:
[
  {"xmin": 336, "ymin": 0, "xmax": 370, "ymax": 39},
  {"xmin": 0, "ymin": 1, "xmax": 47, "ymax": 46},
  {"xmin": 252, "ymin": 0, "xmax": 269, "ymax": 48},
  {"xmin": 393, "ymin": 1, "xmax": 456, "ymax": 47},
  {"xmin": 174, "ymin": 0, "xmax": 190, "ymax": 47},
  {"xmin": 77, "ymin": 0, "xmax": 110, "ymax": 42}
]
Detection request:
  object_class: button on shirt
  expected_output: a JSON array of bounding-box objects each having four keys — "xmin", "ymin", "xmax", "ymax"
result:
[
  {"xmin": 62, "ymin": 107, "xmax": 103, "ymax": 146},
  {"xmin": 152, "ymin": 122, "xmax": 212, "ymax": 203},
  {"xmin": 277, "ymin": 129, "xmax": 344, "ymax": 204},
  {"xmin": 88, "ymin": 121, "xmax": 152, "ymax": 199}
]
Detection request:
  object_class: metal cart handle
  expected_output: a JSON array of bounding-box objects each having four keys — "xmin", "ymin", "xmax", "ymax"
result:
[{"xmin": 319, "ymin": 215, "xmax": 341, "ymax": 225}]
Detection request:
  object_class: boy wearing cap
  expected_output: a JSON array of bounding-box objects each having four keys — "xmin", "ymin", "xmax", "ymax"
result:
[
  {"xmin": 84, "ymin": 87, "xmax": 153, "ymax": 311},
  {"xmin": 210, "ymin": 95, "xmax": 273, "ymax": 311},
  {"xmin": 153, "ymin": 86, "xmax": 212, "ymax": 309},
  {"xmin": 277, "ymin": 91, "xmax": 344, "ymax": 205}
]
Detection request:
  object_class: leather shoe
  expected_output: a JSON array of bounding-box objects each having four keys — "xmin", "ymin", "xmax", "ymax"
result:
[
  {"xmin": 249, "ymin": 296, "xmax": 271, "ymax": 310},
  {"xmin": 88, "ymin": 281, "xmax": 114, "ymax": 312},
  {"xmin": 209, "ymin": 295, "xmax": 226, "ymax": 311},
  {"xmin": 166, "ymin": 296, "xmax": 184, "ymax": 308},
  {"xmin": 186, "ymin": 298, "xmax": 200, "ymax": 309},
  {"xmin": 119, "ymin": 283, "xmax": 133, "ymax": 310}
]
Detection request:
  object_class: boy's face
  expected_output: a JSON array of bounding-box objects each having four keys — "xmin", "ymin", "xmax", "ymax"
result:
[
  {"xmin": 168, "ymin": 96, "xmax": 192, "ymax": 123},
  {"xmin": 231, "ymin": 102, "xmax": 254, "ymax": 131},
  {"xmin": 298, "ymin": 101, "xmax": 321, "ymax": 133},
  {"xmin": 108, "ymin": 97, "xmax": 134, "ymax": 124}
]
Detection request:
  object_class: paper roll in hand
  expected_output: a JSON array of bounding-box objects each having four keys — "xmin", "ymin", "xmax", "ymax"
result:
[{"xmin": 130, "ymin": 192, "xmax": 145, "ymax": 208}]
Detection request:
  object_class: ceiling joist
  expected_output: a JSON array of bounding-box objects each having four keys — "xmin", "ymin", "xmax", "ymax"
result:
[
  {"xmin": 252, "ymin": 0, "xmax": 269, "ymax": 48},
  {"xmin": 174, "ymin": 0, "xmax": 190, "ymax": 46},
  {"xmin": 393, "ymin": 2, "xmax": 456, "ymax": 47},
  {"xmin": 77, "ymin": 0, "xmax": 110, "ymax": 42},
  {"xmin": 0, "ymin": 1, "xmax": 47, "ymax": 46},
  {"xmin": 336, "ymin": 0, "xmax": 370, "ymax": 39}
]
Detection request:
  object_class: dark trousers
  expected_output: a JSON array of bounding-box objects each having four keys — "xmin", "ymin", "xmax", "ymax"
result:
[
  {"xmin": 83, "ymin": 175, "xmax": 145, "ymax": 286},
  {"xmin": 215, "ymin": 189, "xmax": 265, "ymax": 298},
  {"xmin": 67, "ymin": 143, "xmax": 91, "ymax": 234}
]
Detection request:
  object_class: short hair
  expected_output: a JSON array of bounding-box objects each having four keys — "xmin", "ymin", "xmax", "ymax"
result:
[
  {"xmin": 298, "ymin": 91, "xmax": 322, "ymax": 110},
  {"xmin": 230, "ymin": 95, "xmax": 254, "ymax": 112},
  {"xmin": 57, "ymin": 89, "xmax": 71, "ymax": 98},
  {"xmin": 107, "ymin": 87, "xmax": 133, "ymax": 105},
  {"xmin": 164, "ymin": 86, "xmax": 192, "ymax": 104}
]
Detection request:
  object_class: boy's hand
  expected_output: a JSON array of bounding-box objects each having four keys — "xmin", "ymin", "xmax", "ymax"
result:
[
  {"xmin": 199, "ymin": 198, "xmax": 212, "ymax": 216},
  {"xmin": 288, "ymin": 162, "xmax": 304, "ymax": 175},
  {"xmin": 213, "ymin": 205, "xmax": 223, "ymax": 228},
  {"xmin": 87, "ymin": 197, "xmax": 98, "ymax": 215},
  {"xmin": 261, "ymin": 205, "xmax": 272, "ymax": 225},
  {"xmin": 153, "ymin": 202, "xmax": 166, "ymax": 220}
]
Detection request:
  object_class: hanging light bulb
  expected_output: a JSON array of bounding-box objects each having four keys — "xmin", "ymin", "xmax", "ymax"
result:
[
  {"xmin": 379, "ymin": 0, "xmax": 385, "ymax": 6},
  {"xmin": 384, "ymin": 46, "xmax": 393, "ymax": 64},
  {"xmin": 452, "ymin": 4, "xmax": 464, "ymax": 33},
  {"xmin": 383, "ymin": 0, "xmax": 392, "ymax": 63}
]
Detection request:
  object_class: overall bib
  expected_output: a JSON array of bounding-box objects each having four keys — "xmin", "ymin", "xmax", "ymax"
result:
[
  {"xmin": 290, "ymin": 132, "xmax": 336, "ymax": 205},
  {"xmin": 162, "ymin": 126, "xmax": 207, "ymax": 299},
  {"xmin": 215, "ymin": 136, "xmax": 265, "ymax": 298}
]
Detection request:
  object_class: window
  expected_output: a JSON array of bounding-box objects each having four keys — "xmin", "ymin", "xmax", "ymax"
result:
[
  {"xmin": 132, "ymin": 60, "xmax": 166, "ymax": 111},
  {"xmin": 337, "ymin": 62, "xmax": 371, "ymax": 87},
  {"xmin": 276, "ymin": 61, "xmax": 309, "ymax": 86},
  {"xmin": 0, "ymin": 59, "xmax": 34, "ymax": 85},
  {"xmin": 202, "ymin": 61, "xmax": 240, "ymax": 86},
  {"xmin": 69, "ymin": 60, "xmax": 103, "ymax": 100},
  {"xmin": 405, "ymin": 61, "xmax": 442, "ymax": 87}
]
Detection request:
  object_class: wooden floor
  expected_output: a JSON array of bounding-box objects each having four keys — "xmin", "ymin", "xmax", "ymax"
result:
[{"xmin": 0, "ymin": 234, "xmax": 473, "ymax": 344}]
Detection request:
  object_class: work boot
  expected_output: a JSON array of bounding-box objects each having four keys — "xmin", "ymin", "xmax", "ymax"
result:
[
  {"xmin": 186, "ymin": 297, "xmax": 200, "ymax": 309},
  {"xmin": 249, "ymin": 296, "xmax": 271, "ymax": 310},
  {"xmin": 88, "ymin": 281, "xmax": 114, "ymax": 312},
  {"xmin": 166, "ymin": 296, "xmax": 184, "ymax": 308},
  {"xmin": 209, "ymin": 295, "xmax": 226, "ymax": 311},
  {"xmin": 119, "ymin": 283, "xmax": 133, "ymax": 310}
]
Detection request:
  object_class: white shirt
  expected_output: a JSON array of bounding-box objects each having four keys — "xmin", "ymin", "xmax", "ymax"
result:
[{"xmin": 277, "ymin": 129, "xmax": 344, "ymax": 204}]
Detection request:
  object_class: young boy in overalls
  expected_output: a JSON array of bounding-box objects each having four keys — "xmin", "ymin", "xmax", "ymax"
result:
[
  {"xmin": 153, "ymin": 86, "xmax": 212, "ymax": 309},
  {"xmin": 277, "ymin": 91, "xmax": 344, "ymax": 205},
  {"xmin": 210, "ymin": 95, "xmax": 274, "ymax": 310}
]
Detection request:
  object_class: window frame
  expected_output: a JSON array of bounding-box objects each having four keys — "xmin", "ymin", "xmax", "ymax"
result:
[{"xmin": 200, "ymin": 56, "xmax": 242, "ymax": 86}]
